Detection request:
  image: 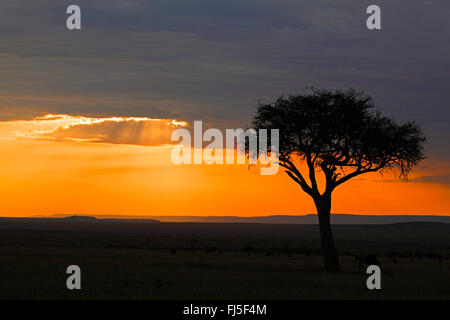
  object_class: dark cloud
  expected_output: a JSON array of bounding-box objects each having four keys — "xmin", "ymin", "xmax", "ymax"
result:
[
  {"xmin": 0, "ymin": 0, "xmax": 449, "ymax": 160},
  {"xmin": 411, "ymin": 173, "xmax": 450, "ymax": 186},
  {"xmin": 0, "ymin": 0, "xmax": 307, "ymax": 40}
]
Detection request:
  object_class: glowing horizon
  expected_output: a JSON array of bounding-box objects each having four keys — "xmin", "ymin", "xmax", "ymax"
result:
[{"xmin": 0, "ymin": 113, "xmax": 448, "ymax": 218}]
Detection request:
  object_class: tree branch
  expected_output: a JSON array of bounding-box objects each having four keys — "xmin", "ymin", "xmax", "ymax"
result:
[
  {"xmin": 306, "ymin": 153, "xmax": 319, "ymax": 196},
  {"xmin": 332, "ymin": 162, "xmax": 386, "ymax": 190},
  {"xmin": 279, "ymin": 160, "xmax": 314, "ymax": 197}
]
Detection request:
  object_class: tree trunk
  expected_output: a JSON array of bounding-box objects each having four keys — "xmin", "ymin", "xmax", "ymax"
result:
[{"xmin": 314, "ymin": 195, "xmax": 341, "ymax": 272}]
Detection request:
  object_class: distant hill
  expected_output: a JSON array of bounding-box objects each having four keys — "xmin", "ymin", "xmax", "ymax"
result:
[
  {"xmin": 0, "ymin": 218, "xmax": 449, "ymax": 249},
  {"xmin": 62, "ymin": 215, "xmax": 97, "ymax": 221},
  {"xmin": 146, "ymin": 214, "xmax": 450, "ymax": 224},
  {"xmin": 1, "ymin": 214, "xmax": 449, "ymax": 225}
]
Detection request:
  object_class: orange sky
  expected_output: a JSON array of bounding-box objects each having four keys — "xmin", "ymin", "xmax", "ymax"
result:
[{"xmin": 0, "ymin": 114, "xmax": 449, "ymax": 217}]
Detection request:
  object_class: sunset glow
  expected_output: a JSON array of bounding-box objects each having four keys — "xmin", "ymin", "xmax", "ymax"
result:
[{"xmin": 0, "ymin": 114, "xmax": 448, "ymax": 218}]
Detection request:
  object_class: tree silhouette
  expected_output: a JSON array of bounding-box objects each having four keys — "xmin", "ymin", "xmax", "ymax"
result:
[{"xmin": 251, "ymin": 88, "xmax": 426, "ymax": 271}]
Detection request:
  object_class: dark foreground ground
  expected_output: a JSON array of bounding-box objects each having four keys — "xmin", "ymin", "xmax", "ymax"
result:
[{"xmin": 0, "ymin": 218, "xmax": 449, "ymax": 299}]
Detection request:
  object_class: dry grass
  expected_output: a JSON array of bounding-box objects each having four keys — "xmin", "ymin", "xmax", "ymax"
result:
[{"xmin": 0, "ymin": 246, "xmax": 448, "ymax": 299}]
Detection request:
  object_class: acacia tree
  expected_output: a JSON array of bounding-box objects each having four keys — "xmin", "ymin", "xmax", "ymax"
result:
[{"xmin": 252, "ymin": 89, "xmax": 425, "ymax": 271}]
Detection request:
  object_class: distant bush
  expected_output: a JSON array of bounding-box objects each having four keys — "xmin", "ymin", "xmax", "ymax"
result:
[
  {"xmin": 387, "ymin": 251, "xmax": 410, "ymax": 258},
  {"xmin": 205, "ymin": 246, "xmax": 218, "ymax": 254},
  {"xmin": 242, "ymin": 245, "xmax": 256, "ymax": 253},
  {"xmin": 416, "ymin": 252, "xmax": 443, "ymax": 261}
]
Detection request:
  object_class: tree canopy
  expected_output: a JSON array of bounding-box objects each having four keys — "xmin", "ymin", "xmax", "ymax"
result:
[{"xmin": 252, "ymin": 88, "xmax": 426, "ymax": 198}]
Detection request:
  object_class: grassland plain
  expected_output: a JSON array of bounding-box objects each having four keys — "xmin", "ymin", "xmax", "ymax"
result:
[{"xmin": 0, "ymin": 220, "xmax": 449, "ymax": 299}]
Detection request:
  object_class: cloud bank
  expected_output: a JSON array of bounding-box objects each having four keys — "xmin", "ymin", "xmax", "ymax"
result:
[
  {"xmin": 0, "ymin": 0, "xmax": 448, "ymax": 159},
  {"xmin": 0, "ymin": 114, "xmax": 187, "ymax": 146}
]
